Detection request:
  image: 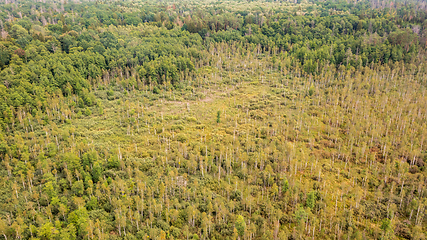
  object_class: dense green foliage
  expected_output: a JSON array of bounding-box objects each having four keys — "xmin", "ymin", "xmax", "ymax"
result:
[{"xmin": 0, "ymin": 0, "xmax": 427, "ymax": 239}]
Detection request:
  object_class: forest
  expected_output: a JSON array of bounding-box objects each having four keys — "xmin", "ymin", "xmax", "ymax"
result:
[{"xmin": 0, "ymin": 0, "xmax": 426, "ymax": 239}]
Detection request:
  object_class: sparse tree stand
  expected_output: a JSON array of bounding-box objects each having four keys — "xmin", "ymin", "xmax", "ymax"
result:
[{"xmin": 0, "ymin": 0, "xmax": 426, "ymax": 240}]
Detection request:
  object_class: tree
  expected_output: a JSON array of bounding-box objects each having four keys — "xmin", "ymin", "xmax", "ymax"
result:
[
  {"xmin": 59, "ymin": 224, "xmax": 77, "ymax": 240},
  {"xmin": 99, "ymin": 32, "xmax": 118, "ymax": 49},
  {"xmin": 411, "ymin": 225, "xmax": 426, "ymax": 240},
  {"xmin": 217, "ymin": 111, "xmax": 221, "ymax": 123},
  {"xmin": 68, "ymin": 207, "xmax": 89, "ymax": 237},
  {"xmin": 92, "ymin": 162, "xmax": 102, "ymax": 182},
  {"xmin": 10, "ymin": 24, "xmax": 32, "ymax": 48},
  {"xmin": 306, "ymin": 191, "xmax": 316, "ymax": 209},
  {"xmin": 0, "ymin": 218, "xmax": 8, "ymax": 240},
  {"xmin": 38, "ymin": 222, "xmax": 59, "ymax": 240},
  {"xmin": 380, "ymin": 218, "xmax": 393, "ymax": 239},
  {"xmin": 235, "ymin": 215, "xmax": 246, "ymax": 237},
  {"xmin": 282, "ymin": 177, "xmax": 289, "ymax": 194},
  {"xmin": 308, "ymin": 84, "xmax": 315, "ymax": 96},
  {"xmin": 72, "ymin": 180, "xmax": 84, "ymax": 196},
  {"xmin": 294, "ymin": 207, "xmax": 308, "ymax": 225}
]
